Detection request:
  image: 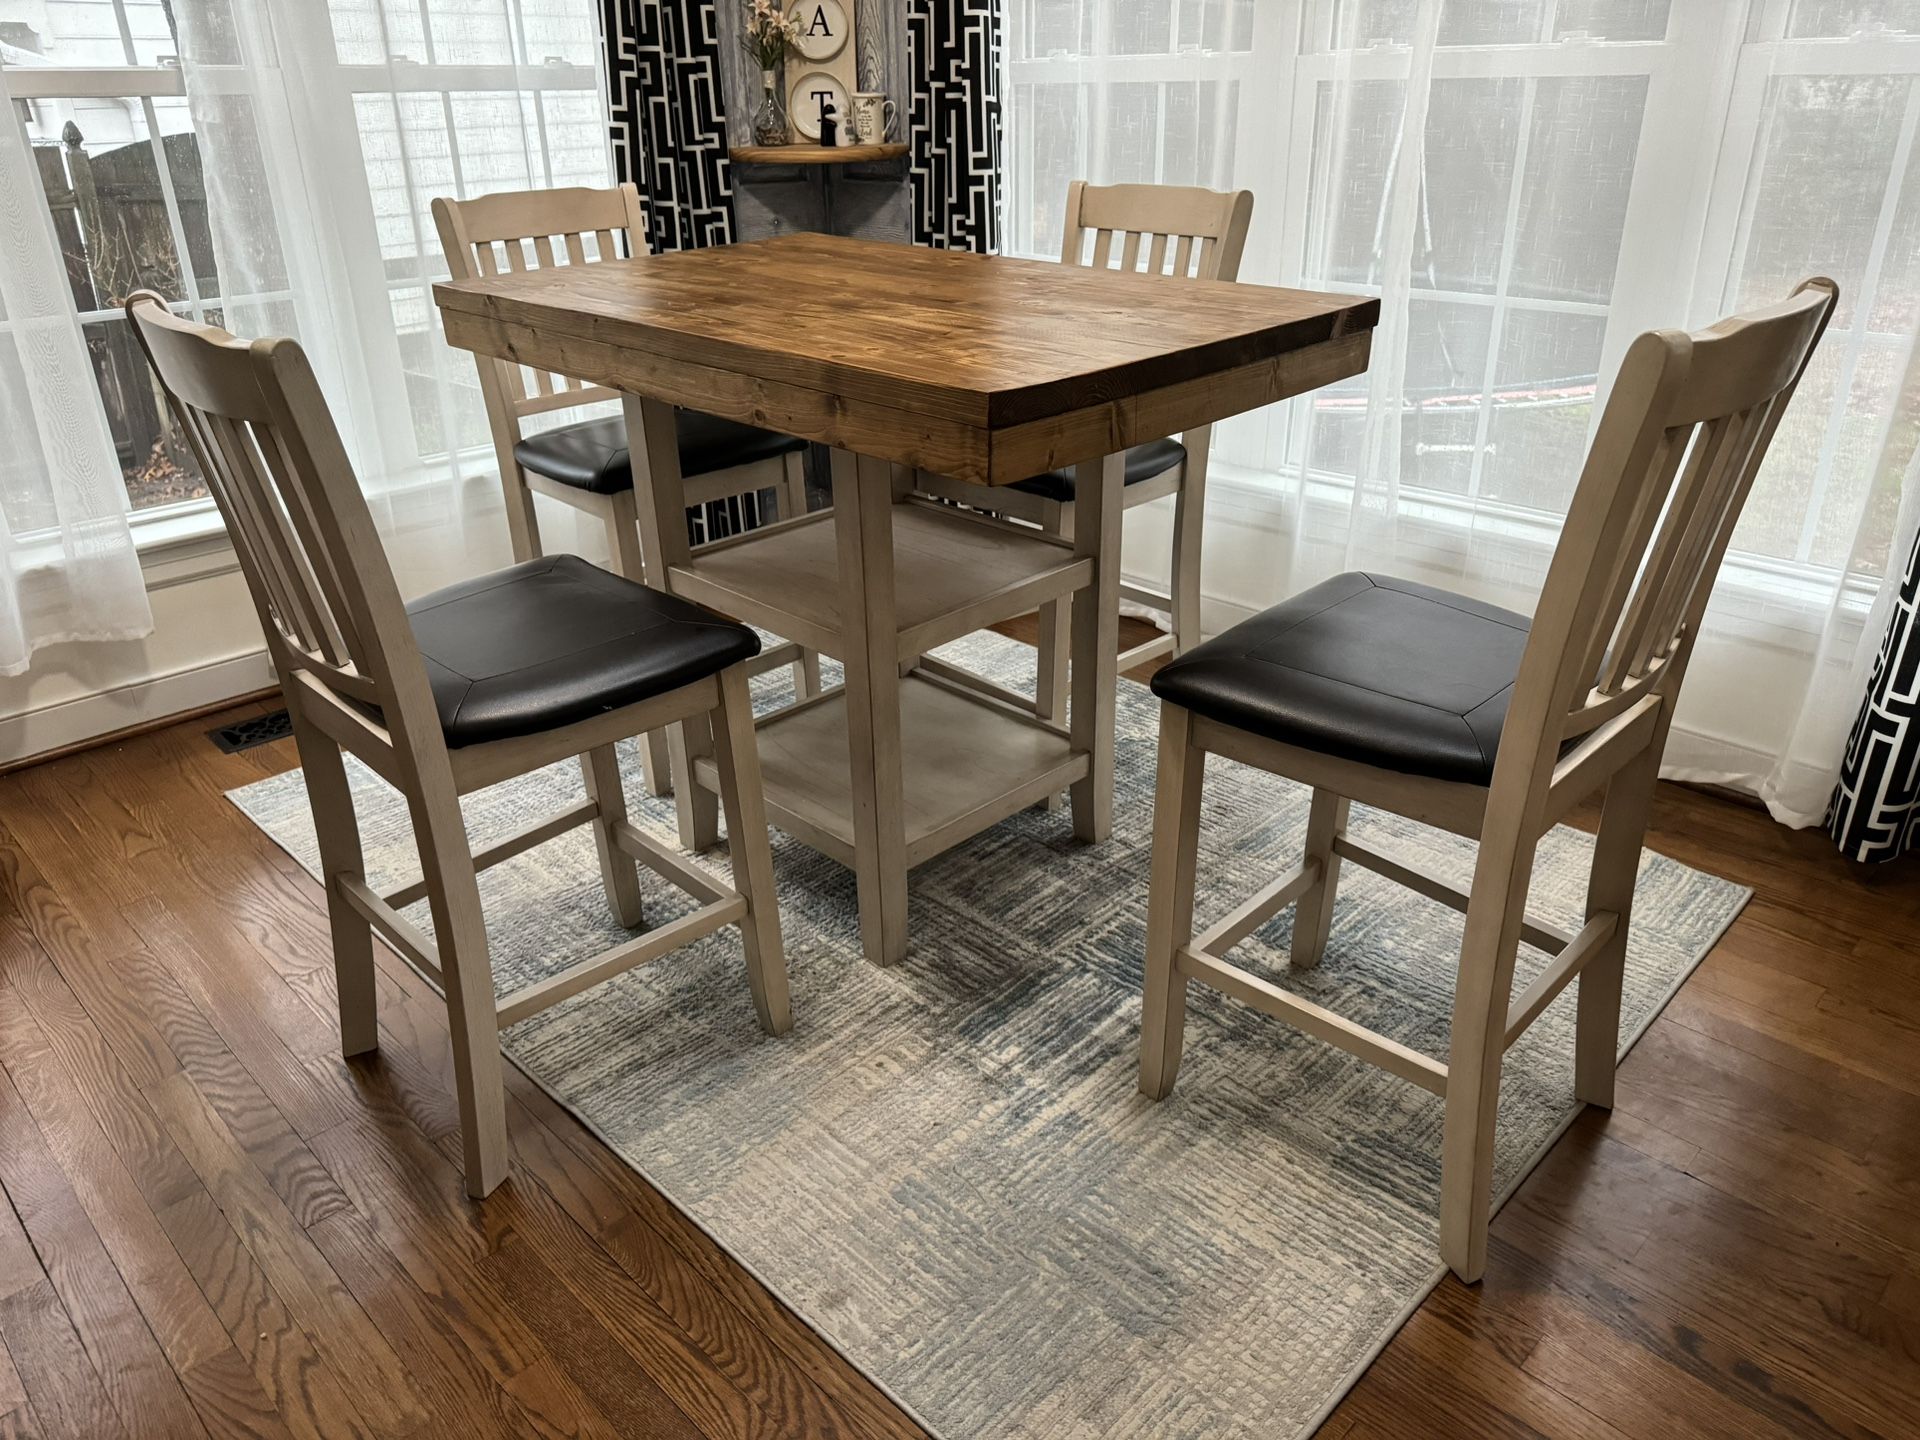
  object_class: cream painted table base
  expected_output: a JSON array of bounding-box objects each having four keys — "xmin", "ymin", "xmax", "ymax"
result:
[{"xmin": 628, "ymin": 387, "xmax": 1123, "ymax": 966}]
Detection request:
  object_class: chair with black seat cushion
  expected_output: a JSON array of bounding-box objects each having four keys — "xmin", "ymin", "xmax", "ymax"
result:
[
  {"xmin": 1137, "ymin": 278, "xmax": 1837, "ymax": 1283},
  {"xmin": 127, "ymin": 291, "xmax": 790, "ymax": 1201},
  {"xmin": 915, "ymin": 181, "xmax": 1253, "ymax": 726},
  {"xmin": 433, "ymin": 183, "xmax": 821, "ymax": 800}
]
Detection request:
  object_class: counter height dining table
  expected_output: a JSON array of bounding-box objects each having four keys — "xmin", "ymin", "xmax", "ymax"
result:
[{"xmin": 434, "ymin": 233, "xmax": 1379, "ymax": 967}]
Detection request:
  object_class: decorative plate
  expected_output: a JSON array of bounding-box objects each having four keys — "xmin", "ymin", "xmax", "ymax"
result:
[
  {"xmin": 789, "ymin": 69, "xmax": 850, "ymax": 141},
  {"xmin": 789, "ymin": 0, "xmax": 849, "ymax": 61}
]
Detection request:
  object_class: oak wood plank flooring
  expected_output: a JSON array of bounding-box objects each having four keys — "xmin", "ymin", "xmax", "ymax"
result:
[
  {"xmin": 0, "ymin": 1063, "xmax": 209, "ymax": 1438},
  {"xmin": 0, "ymin": 622, "xmax": 1914, "ymax": 1437},
  {"xmin": 0, "ymin": 998, "xmax": 231, "ymax": 1375}
]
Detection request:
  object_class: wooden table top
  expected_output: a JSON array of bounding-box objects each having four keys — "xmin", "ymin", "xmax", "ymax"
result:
[{"xmin": 434, "ymin": 233, "xmax": 1378, "ymax": 484}]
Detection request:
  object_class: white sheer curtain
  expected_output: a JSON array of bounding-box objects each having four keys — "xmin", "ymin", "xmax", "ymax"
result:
[
  {"xmin": 1002, "ymin": 0, "xmax": 1920, "ymax": 826},
  {"xmin": 169, "ymin": 0, "xmax": 616, "ymax": 587},
  {"xmin": 0, "ymin": 64, "xmax": 152, "ymax": 676}
]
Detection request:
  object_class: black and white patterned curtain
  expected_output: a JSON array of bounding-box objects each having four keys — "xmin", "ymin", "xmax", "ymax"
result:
[
  {"xmin": 602, "ymin": 0, "xmax": 737, "ymax": 251},
  {"xmin": 1828, "ymin": 523, "xmax": 1920, "ymax": 862},
  {"xmin": 907, "ymin": 0, "xmax": 1002, "ymax": 252}
]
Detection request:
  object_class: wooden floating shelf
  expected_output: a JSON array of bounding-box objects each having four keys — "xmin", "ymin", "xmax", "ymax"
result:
[
  {"xmin": 693, "ymin": 673, "xmax": 1086, "ymax": 870},
  {"xmin": 730, "ymin": 143, "xmax": 908, "ymax": 166},
  {"xmin": 669, "ymin": 501, "xmax": 1091, "ymax": 664}
]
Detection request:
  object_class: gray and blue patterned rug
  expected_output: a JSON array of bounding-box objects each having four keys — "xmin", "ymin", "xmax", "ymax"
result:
[{"xmin": 230, "ymin": 631, "xmax": 1747, "ymax": 1439}]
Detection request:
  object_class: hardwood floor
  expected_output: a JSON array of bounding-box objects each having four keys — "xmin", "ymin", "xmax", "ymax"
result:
[{"xmin": 1, "ymin": 623, "xmax": 1916, "ymax": 1438}]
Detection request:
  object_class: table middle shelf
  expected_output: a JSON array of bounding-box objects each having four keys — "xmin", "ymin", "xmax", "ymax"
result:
[{"xmin": 668, "ymin": 499, "xmax": 1091, "ymax": 663}]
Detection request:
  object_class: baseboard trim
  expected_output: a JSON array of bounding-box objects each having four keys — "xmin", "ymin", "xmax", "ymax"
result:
[{"xmin": 1, "ymin": 649, "xmax": 279, "ymax": 772}]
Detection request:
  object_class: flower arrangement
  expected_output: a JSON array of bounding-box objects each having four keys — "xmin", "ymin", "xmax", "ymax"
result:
[{"xmin": 741, "ymin": 0, "xmax": 802, "ymax": 72}]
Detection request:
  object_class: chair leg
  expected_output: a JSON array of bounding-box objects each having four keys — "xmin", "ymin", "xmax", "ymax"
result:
[
  {"xmin": 581, "ymin": 744, "xmax": 644, "ymax": 929},
  {"xmin": 709, "ymin": 666, "xmax": 791, "ymax": 1036},
  {"xmin": 1169, "ymin": 429, "xmax": 1212, "ymax": 656},
  {"xmin": 775, "ymin": 452, "xmax": 824, "ymax": 701},
  {"xmin": 408, "ymin": 778, "xmax": 510, "ymax": 1198},
  {"xmin": 293, "ymin": 720, "xmax": 378, "ymax": 1057},
  {"xmin": 592, "ymin": 485, "xmax": 676, "ymax": 799},
  {"xmin": 1140, "ymin": 703, "xmax": 1206, "ymax": 1101},
  {"xmin": 1035, "ymin": 498, "xmax": 1073, "ymax": 811},
  {"xmin": 1034, "ymin": 498, "xmax": 1074, "ymax": 729},
  {"xmin": 671, "ymin": 709, "xmax": 721, "ymax": 852},
  {"xmin": 1439, "ymin": 845, "xmax": 1534, "ymax": 1283},
  {"xmin": 793, "ymin": 649, "xmax": 822, "ymax": 701},
  {"xmin": 500, "ymin": 460, "xmax": 543, "ymax": 565},
  {"xmin": 1290, "ymin": 788, "xmax": 1350, "ymax": 970},
  {"xmin": 639, "ymin": 727, "xmax": 675, "ymax": 800},
  {"xmin": 780, "ymin": 449, "xmax": 810, "ymax": 524},
  {"xmin": 604, "ymin": 486, "xmax": 648, "ymax": 583},
  {"xmin": 1575, "ymin": 745, "xmax": 1656, "ymax": 1108}
]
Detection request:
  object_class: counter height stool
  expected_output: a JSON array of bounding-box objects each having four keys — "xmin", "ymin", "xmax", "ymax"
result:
[
  {"xmin": 1136, "ymin": 278, "xmax": 1837, "ymax": 1282},
  {"xmin": 433, "ymin": 183, "xmax": 821, "ymax": 804},
  {"xmin": 128, "ymin": 292, "xmax": 790, "ymax": 1200},
  {"xmin": 916, "ymin": 180, "xmax": 1253, "ymax": 725}
]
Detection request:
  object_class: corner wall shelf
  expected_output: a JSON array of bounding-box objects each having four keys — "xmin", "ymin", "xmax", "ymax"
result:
[{"xmin": 730, "ymin": 143, "xmax": 907, "ymax": 166}]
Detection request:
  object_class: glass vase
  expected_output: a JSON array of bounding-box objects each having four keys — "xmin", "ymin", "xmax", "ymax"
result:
[{"xmin": 752, "ymin": 69, "xmax": 788, "ymax": 146}]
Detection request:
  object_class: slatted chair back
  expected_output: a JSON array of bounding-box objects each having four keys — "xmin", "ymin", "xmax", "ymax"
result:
[
  {"xmin": 1060, "ymin": 181, "xmax": 1255, "ymax": 283},
  {"xmin": 124, "ymin": 291, "xmax": 442, "ymax": 759},
  {"xmin": 432, "ymin": 184, "xmax": 646, "ymax": 425},
  {"xmin": 1497, "ymin": 277, "xmax": 1838, "ymax": 818}
]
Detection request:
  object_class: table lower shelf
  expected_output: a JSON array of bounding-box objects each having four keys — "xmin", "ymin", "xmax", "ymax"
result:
[{"xmin": 691, "ymin": 672, "xmax": 1087, "ymax": 870}]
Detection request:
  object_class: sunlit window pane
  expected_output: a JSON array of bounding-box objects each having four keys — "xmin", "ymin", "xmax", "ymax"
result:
[
  {"xmin": 1417, "ymin": 77, "xmax": 1525, "ymax": 295},
  {"xmin": 1510, "ymin": 75, "xmax": 1646, "ymax": 305},
  {"xmin": 1481, "ymin": 310, "xmax": 1606, "ymax": 512},
  {"xmin": 1787, "ymin": 1, "xmax": 1920, "ymax": 37}
]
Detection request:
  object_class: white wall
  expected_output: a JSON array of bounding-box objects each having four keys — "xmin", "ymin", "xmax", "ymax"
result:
[{"xmin": 0, "ymin": 473, "xmax": 619, "ymax": 764}]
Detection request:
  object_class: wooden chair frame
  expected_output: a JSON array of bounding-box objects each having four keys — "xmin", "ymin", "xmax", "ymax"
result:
[
  {"xmin": 126, "ymin": 292, "xmax": 790, "ymax": 1200},
  {"xmin": 916, "ymin": 180, "xmax": 1254, "ymax": 723},
  {"xmin": 433, "ymin": 183, "xmax": 821, "ymax": 798},
  {"xmin": 1138, "ymin": 278, "xmax": 1838, "ymax": 1282}
]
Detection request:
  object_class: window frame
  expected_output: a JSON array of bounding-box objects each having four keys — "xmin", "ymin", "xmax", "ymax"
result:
[{"xmin": 1, "ymin": 0, "xmax": 606, "ymax": 546}]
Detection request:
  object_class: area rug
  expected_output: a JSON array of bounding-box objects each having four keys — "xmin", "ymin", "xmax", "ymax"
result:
[{"xmin": 229, "ymin": 631, "xmax": 1748, "ymax": 1439}]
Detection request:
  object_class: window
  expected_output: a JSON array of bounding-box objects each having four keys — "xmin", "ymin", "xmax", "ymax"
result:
[
  {"xmin": 1002, "ymin": 1, "xmax": 1920, "ymax": 591},
  {"xmin": 1, "ymin": 0, "xmax": 607, "ymax": 517},
  {"xmin": 3, "ymin": 1, "xmax": 221, "ymax": 511},
  {"xmin": 1709, "ymin": 7, "xmax": 1920, "ymax": 579}
]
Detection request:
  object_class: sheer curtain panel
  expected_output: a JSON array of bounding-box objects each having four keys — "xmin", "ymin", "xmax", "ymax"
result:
[
  {"xmin": 1001, "ymin": 0, "xmax": 1920, "ymax": 827},
  {"xmin": 0, "ymin": 64, "xmax": 152, "ymax": 676},
  {"xmin": 171, "ymin": 0, "xmax": 614, "ymax": 515}
]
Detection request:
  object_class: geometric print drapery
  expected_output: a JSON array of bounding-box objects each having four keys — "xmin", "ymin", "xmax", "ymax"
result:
[
  {"xmin": 1828, "ymin": 522, "xmax": 1920, "ymax": 862},
  {"xmin": 602, "ymin": 0, "xmax": 737, "ymax": 251},
  {"xmin": 907, "ymin": 0, "xmax": 1002, "ymax": 252}
]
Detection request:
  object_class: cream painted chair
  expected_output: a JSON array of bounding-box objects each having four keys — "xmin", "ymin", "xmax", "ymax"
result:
[
  {"xmin": 433, "ymin": 184, "xmax": 821, "ymax": 799},
  {"xmin": 1136, "ymin": 278, "xmax": 1837, "ymax": 1282},
  {"xmin": 127, "ymin": 291, "xmax": 791, "ymax": 1199},
  {"xmin": 916, "ymin": 180, "xmax": 1254, "ymax": 722}
]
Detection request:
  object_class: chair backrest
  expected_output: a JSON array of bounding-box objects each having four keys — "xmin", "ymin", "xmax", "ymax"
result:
[
  {"xmin": 1059, "ymin": 181, "xmax": 1255, "ymax": 283},
  {"xmin": 432, "ymin": 184, "xmax": 647, "ymax": 432},
  {"xmin": 1496, "ymin": 276, "xmax": 1838, "ymax": 815},
  {"xmin": 124, "ymin": 292, "xmax": 442, "ymax": 759}
]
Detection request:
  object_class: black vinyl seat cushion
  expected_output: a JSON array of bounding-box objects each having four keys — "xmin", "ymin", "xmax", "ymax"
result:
[
  {"xmin": 513, "ymin": 411, "xmax": 807, "ymax": 496},
  {"xmin": 1008, "ymin": 437, "xmax": 1186, "ymax": 503},
  {"xmin": 404, "ymin": 555, "xmax": 760, "ymax": 748},
  {"xmin": 1150, "ymin": 572, "xmax": 1533, "ymax": 786}
]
